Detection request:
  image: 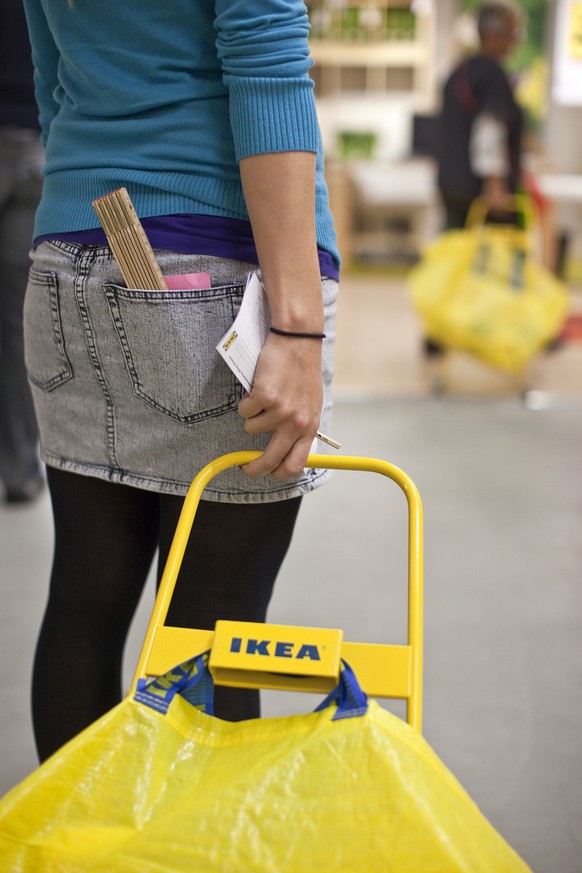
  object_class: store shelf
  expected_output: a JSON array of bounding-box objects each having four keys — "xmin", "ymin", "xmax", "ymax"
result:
[
  {"xmin": 310, "ymin": 41, "xmax": 427, "ymax": 67},
  {"xmin": 307, "ymin": 2, "xmax": 439, "ymax": 266},
  {"xmin": 307, "ymin": 2, "xmax": 437, "ymax": 107}
]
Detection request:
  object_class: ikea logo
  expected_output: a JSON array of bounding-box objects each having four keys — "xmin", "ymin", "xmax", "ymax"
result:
[
  {"xmin": 222, "ymin": 330, "xmax": 238, "ymax": 351},
  {"xmin": 230, "ymin": 637, "xmax": 321, "ymax": 661}
]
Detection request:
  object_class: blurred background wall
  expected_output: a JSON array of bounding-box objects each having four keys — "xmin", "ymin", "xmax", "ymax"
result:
[{"xmin": 307, "ymin": 0, "xmax": 582, "ymax": 271}]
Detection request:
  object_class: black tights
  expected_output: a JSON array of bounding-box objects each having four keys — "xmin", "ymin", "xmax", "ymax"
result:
[{"xmin": 32, "ymin": 468, "xmax": 301, "ymax": 762}]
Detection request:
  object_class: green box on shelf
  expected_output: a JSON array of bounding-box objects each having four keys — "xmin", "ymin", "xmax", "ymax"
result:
[{"xmin": 337, "ymin": 130, "xmax": 377, "ymax": 159}]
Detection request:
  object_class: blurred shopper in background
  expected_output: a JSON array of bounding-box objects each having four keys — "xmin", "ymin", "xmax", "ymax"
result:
[
  {"xmin": 0, "ymin": 0, "xmax": 44, "ymax": 503},
  {"xmin": 423, "ymin": 1, "xmax": 526, "ymax": 358},
  {"xmin": 437, "ymin": 0, "xmax": 526, "ymax": 231}
]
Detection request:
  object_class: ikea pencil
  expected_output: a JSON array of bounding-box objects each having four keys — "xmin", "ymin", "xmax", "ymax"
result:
[{"xmin": 315, "ymin": 431, "xmax": 341, "ymax": 450}]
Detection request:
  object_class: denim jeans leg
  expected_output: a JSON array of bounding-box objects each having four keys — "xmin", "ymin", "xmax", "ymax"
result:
[{"xmin": 0, "ymin": 128, "xmax": 44, "ymax": 491}]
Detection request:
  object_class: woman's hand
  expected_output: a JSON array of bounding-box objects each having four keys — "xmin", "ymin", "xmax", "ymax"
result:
[
  {"xmin": 238, "ymin": 332, "xmax": 323, "ymax": 479},
  {"xmin": 483, "ymin": 175, "xmax": 513, "ymax": 214}
]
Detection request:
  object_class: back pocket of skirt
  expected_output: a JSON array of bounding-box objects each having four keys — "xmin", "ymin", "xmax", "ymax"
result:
[
  {"xmin": 24, "ymin": 269, "xmax": 73, "ymax": 391},
  {"xmin": 104, "ymin": 283, "xmax": 244, "ymax": 423}
]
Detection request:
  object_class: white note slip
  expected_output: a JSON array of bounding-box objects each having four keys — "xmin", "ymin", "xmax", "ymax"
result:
[{"xmin": 216, "ymin": 273, "xmax": 270, "ymax": 393}]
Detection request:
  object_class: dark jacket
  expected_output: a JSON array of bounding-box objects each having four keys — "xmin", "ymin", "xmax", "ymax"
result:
[
  {"xmin": 0, "ymin": 0, "xmax": 40, "ymax": 130},
  {"xmin": 437, "ymin": 54, "xmax": 523, "ymax": 204}
]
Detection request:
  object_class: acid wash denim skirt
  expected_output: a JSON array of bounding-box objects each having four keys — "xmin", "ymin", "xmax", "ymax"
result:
[{"xmin": 24, "ymin": 241, "xmax": 338, "ymax": 502}]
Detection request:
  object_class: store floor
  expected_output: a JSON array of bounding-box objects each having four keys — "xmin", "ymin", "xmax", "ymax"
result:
[{"xmin": 1, "ymin": 273, "xmax": 581, "ymax": 873}]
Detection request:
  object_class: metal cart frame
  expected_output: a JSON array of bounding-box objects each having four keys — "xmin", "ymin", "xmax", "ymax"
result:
[{"xmin": 130, "ymin": 452, "xmax": 424, "ymax": 731}]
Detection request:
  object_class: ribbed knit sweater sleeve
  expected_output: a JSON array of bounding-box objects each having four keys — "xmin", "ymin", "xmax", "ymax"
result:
[{"xmin": 214, "ymin": 0, "xmax": 319, "ymax": 160}]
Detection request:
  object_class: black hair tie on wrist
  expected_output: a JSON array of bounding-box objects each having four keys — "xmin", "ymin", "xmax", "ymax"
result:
[{"xmin": 270, "ymin": 326, "xmax": 326, "ymax": 340}]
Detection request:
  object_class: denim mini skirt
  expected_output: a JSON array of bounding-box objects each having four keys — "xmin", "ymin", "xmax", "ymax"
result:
[{"xmin": 24, "ymin": 241, "xmax": 338, "ymax": 502}]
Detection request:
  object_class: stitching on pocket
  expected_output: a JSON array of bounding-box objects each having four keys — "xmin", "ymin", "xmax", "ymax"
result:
[
  {"xmin": 104, "ymin": 283, "xmax": 245, "ymax": 423},
  {"xmin": 25, "ymin": 269, "xmax": 74, "ymax": 392}
]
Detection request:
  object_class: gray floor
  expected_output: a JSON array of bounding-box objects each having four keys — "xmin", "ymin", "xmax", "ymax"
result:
[{"xmin": 1, "ymin": 395, "xmax": 581, "ymax": 873}]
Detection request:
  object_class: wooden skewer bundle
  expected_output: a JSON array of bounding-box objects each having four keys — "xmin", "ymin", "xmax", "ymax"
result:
[{"xmin": 92, "ymin": 187, "xmax": 168, "ymax": 290}]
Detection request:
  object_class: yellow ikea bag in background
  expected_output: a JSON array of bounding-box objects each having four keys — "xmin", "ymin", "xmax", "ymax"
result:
[
  {"xmin": 409, "ymin": 199, "xmax": 569, "ymax": 374},
  {"xmin": 0, "ymin": 653, "xmax": 532, "ymax": 872}
]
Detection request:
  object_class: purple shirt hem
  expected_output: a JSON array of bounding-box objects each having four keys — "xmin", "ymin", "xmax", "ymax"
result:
[{"xmin": 34, "ymin": 213, "xmax": 340, "ymax": 281}]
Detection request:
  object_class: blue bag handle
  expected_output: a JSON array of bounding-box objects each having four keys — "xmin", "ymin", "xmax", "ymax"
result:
[
  {"xmin": 135, "ymin": 651, "xmax": 214, "ymax": 715},
  {"xmin": 135, "ymin": 654, "xmax": 368, "ymax": 721},
  {"xmin": 314, "ymin": 659, "xmax": 368, "ymax": 720},
  {"xmin": 472, "ymin": 238, "xmax": 526, "ymax": 292}
]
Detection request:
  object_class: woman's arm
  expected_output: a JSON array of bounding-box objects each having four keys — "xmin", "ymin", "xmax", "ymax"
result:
[
  {"xmin": 470, "ymin": 113, "xmax": 512, "ymax": 212},
  {"xmin": 215, "ymin": 1, "xmax": 331, "ymax": 479},
  {"xmin": 237, "ymin": 150, "xmax": 324, "ymax": 479}
]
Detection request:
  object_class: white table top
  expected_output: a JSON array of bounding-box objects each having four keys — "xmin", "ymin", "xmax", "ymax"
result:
[
  {"xmin": 346, "ymin": 160, "xmax": 582, "ymax": 208},
  {"xmin": 348, "ymin": 158, "xmax": 437, "ymax": 205},
  {"xmin": 536, "ymin": 173, "xmax": 582, "ymax": 203}
]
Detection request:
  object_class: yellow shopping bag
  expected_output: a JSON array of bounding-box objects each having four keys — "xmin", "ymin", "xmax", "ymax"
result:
[
  {"xmin": 0, "ymin": 653, "xmax": 532, "ymax": 872},
  {"xmin": 409, "ymin": 202, "xmax": 569, "ymax": 374}
]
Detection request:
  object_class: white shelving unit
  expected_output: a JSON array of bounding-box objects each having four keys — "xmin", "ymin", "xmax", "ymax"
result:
[
  {"xmin": 307, "ymin": 1, "xmax": 437, "ymax": 109},
  {"xmin": 307, "ymin": 2, "xmax": 440, "ymax": 266}
]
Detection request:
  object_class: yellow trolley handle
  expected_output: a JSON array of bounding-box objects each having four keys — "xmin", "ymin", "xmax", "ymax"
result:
[{"xmin": 131, "ymin": 452, "xmax": 424, "ymax": 732}]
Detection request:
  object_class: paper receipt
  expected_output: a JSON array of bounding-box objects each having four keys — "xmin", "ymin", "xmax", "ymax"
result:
[{"xmin": 216, "ymin": 273, "xmax": 271, "ymax": 393}]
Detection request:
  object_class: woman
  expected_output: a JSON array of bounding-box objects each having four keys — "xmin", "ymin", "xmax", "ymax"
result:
[{"xmin": 22, "ymin": 0, "xmax": 339, "ymax": 761}]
